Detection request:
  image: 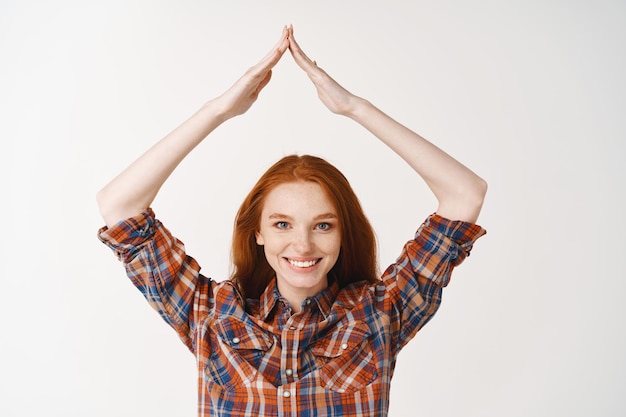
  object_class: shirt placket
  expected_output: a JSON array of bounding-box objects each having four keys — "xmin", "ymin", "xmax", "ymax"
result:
[
  {"xmin": 277, "ymin": 384, "xmax": 297, "ymax": 416},
  {"xmin": 278, "ymin": 304, "xmax": 313, "ymax": 415}
]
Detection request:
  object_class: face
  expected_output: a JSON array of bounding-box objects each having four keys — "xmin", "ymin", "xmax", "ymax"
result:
[{"xmin": 256, "ymin": 181, "xmax": 341, "ymax": 307}]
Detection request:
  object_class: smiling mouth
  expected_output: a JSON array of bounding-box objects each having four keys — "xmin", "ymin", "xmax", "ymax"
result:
[{"xmin": 287, "ymin": 258, "xmax": 320, "ymax": 268}]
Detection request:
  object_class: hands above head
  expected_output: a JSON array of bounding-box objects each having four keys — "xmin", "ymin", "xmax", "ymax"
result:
[
  {"xmin": 96, "ymin": 25, "xmax": 485, "ymax": 228},
  {"xmin": 214, "ymin": 25, "xmax": 359, "ymax": 121}
]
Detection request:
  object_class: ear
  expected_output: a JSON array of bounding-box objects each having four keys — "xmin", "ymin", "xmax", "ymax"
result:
[{"xmin": 255, "ymin": 231, "xmax": 264, "ymax": 245}]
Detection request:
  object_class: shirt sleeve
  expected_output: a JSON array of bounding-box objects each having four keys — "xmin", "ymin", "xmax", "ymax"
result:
[
  {"xmin": 381, "ymin": 213, "xmax": 486, "ymax": 352},
  {"xmin": 97, "ymin": 208, "xmax": 213, "ymax": 354}
]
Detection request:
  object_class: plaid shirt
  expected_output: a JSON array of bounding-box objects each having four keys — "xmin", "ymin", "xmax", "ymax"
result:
[{"xmin": 98, "ymin": 209, "xmax": 485, "ymax": 416}]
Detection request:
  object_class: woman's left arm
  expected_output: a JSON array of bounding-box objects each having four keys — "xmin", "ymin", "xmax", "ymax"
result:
[{"xmin": 287, "ymin": 27, "xmax": 487, "ymax": 223}]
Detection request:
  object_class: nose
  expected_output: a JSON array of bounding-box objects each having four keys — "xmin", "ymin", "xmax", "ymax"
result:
[{"xmin": 293, "ymin": 228, "xmax": 313, "ymax": 253}]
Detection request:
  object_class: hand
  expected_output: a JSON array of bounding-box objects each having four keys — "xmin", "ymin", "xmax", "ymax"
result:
[
  {"xmin": 287, "ymin": 26, "xmax": 359, "ymax": 116},
  {"xmin": 213, "ymin": 26, "xmax": 289, "ymax": 120}
]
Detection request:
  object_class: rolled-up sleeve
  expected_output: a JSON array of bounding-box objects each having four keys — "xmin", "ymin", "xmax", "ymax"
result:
[
  {"xmin": 382, "ymin": 213, "xmax": 486, "ymax": 351},
  {"xmin": 98, "ymin": 208, "xmax": 212, "ymax": 353}
]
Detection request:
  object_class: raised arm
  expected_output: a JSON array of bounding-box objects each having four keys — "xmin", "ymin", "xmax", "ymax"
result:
[
  {"xmin": 97, "ymin": 28, "xmax": 290, "ymax": 227},
  {"xmin": 287, "ymin": 27, "xmax": 486, "ymax": 223}
]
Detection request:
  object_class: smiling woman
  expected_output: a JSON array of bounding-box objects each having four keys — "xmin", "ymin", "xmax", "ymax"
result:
[
  {"xmin": 255, "ymin": 180, "xmax": 342, "ymax": 311},
  {"xmin": 233, "ymin": 154, "xmax": 378, "ymax": 303},
  {"xmin": 96, "ymin": 25, "xmax": 486, "ymax": 417}
]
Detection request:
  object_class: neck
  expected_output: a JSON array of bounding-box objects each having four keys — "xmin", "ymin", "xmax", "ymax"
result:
[{"xmin": 276, "ymin": 280, "xmax": 327, "ymax": 314}]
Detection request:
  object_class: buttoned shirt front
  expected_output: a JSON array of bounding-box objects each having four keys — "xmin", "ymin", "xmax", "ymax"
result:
[{"xmin": 98, "ymin": 209, "xmax": 485, "ymax": 416}]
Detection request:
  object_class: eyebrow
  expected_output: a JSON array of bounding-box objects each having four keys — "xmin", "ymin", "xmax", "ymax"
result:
[{"xmin": 268, "ymin": 213, "xmax": 338, "ymax": 221}]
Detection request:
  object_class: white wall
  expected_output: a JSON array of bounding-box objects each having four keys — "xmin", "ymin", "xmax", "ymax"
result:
[{"xmin": 2, "ymin": 0, "xmax": 624, "ymax": 415}]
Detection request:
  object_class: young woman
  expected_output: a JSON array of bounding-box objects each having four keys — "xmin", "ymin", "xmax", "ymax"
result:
[{"xmin": 97, "ymin": 26, "xmax": 487, "ymax": 417}]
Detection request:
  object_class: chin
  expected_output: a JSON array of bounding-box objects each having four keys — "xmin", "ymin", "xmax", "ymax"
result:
[{"xmin": 280, "ymin": 273, "xmax": 328, "ymax": 294}]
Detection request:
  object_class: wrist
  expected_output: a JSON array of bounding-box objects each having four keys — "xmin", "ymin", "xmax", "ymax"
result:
[
  {"xmin": 201, "ymin": 98, "xmax": 232, "ymax": 125},
  {"xmin": 345, "ymin": 96, "xmax": 373, "ymax": 121}
]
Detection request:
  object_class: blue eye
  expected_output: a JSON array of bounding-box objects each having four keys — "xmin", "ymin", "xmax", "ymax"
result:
[
  {"xmin": 275, "ymin": 221, "xmax": 289, "ymax": 229},
  {"xmin": 317, "ymin": 223, "xmax": 331, "ymax": 231}
]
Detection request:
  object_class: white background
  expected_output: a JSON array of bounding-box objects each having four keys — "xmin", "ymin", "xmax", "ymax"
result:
[{"xmin": 2, "ymin": 1, "xmax": 625, "ymax": 416}]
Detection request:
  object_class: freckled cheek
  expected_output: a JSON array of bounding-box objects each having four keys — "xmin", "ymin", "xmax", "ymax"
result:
[
  {"xmin": 263, "ymin": 236, "xmax": 291, "ymax": 256},
  {"xmin": 318, "ymin": 236, "xmax": 341, "ymax": 257}
]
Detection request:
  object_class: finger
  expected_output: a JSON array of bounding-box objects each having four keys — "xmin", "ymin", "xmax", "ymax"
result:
[
  {"xmin": 287, "ymin": 27, "xmax": 316, "ymax": 71},
  {"xmin": 256, "ymin": 26, "xmax": 289, "ymax": 70},
  {"xmin": 240, "ymin": 28, "xmax": 287, "ymax": 88}
]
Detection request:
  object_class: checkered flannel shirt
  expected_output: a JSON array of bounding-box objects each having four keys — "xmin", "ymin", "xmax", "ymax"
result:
[{"xmin": 98, "ymin": 208, "xmax": 485, "ymax": 416}]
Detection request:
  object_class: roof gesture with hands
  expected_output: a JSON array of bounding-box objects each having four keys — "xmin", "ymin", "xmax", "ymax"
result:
[{"xmin": 97, "ymin": 25, "xmax": 486, "ymax": 229}]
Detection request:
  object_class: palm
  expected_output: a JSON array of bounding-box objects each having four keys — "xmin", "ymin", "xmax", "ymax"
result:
[{"xmin": 215, "ymin": 28, "xmax": 288, "ymax": 120}]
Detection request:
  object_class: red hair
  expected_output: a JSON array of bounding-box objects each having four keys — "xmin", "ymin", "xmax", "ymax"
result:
[{"xmin": 231, "ymin": 155, "xmax": 379, "ymax": 300}]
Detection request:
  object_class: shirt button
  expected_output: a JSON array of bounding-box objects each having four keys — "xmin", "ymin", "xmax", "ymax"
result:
[
  {"xmin": 341, "ymin": 343, "xmax": 348, "ymax": 350},
  {"xmin": 289, "ymin": 326, "xmax": 297, "ymax": 330},
  {"xmin": 285, "ymin": 368, "xmax": 293, "ymax": 376},
  {"xmin": 283, "ymin": 390, "xmax": 291, "ymax": 398},
  {"xmin": 305, "ymin": 299, "xmax": 312, "ymax": 305},
  {"xmin": 232, "ymin": 337, "xmax": 240, "ymax": 344}
]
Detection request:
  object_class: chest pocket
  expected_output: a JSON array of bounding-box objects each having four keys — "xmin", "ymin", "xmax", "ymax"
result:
[
  {"xmin": 311, "ymin": 321, "xmax": 378, "ymax": 393},
  {"xmin": 205, "ymin": 318, "xmax": 273, "ymax": 390}
]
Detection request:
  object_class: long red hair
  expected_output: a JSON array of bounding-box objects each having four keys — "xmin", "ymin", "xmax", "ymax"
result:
[{"xmin": 231, "ymin": 155, "xmax": 379, "ymax": 300}]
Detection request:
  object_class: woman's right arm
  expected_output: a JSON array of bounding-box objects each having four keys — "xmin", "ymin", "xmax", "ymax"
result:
[{"xmin": 97, "ymin": 27, "xmax": 289, "ymax": 227}]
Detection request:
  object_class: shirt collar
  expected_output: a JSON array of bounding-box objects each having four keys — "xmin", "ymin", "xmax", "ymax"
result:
[
  {"xmin": 258, "ymin": 278, "xmax": 280, "ymax": 321},
  {"xmin": 314, "ymin": 280, "xmax": 339, "ymax": 320},
  {"xmin": 258, "ymin": 278, "xmax": 339, "ymax": 321}
]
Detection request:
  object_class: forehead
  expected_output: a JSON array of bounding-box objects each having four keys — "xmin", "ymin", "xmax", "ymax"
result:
[{"xmin": 262, "ymin": 181, "xmax": 337, "ymax": 215}]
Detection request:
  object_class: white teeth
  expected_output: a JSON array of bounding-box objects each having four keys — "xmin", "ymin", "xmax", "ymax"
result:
[{"xmin": 289, "ymin": 259, "xmax": 318, "ymax": 268}]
